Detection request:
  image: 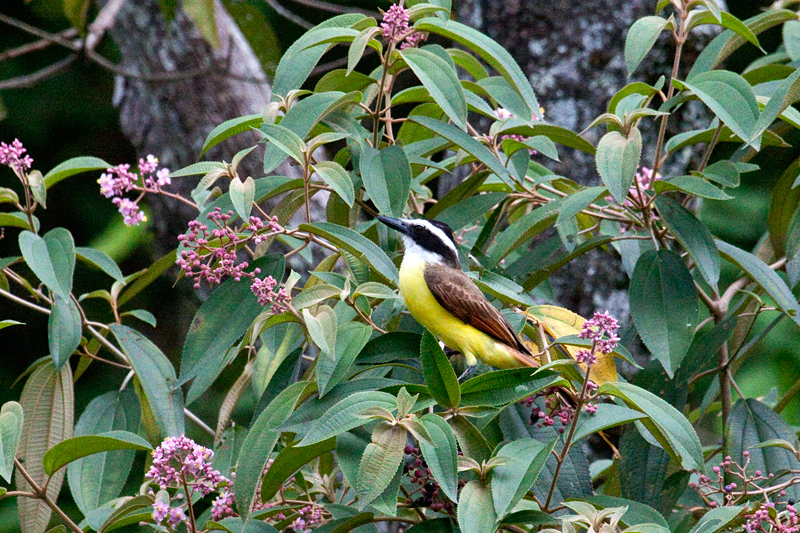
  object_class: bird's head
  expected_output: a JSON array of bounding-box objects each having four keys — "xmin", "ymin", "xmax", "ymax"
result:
[{"xmin": 377, "ymin": 216, "xmax": 459, "ymax": 269}]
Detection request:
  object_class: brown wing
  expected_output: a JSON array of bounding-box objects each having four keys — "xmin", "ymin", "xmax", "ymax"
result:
[{"xmin": 424, "ymin": 264, "xmax": 531, "ymax": 356}]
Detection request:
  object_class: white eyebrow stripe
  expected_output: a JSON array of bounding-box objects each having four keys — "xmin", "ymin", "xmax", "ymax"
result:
[{"xmin": 405, "ymin": 219, "xmax": 459, "ymax": 257}]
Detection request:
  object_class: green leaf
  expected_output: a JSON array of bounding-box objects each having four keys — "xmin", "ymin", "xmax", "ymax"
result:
[
  {"xmin": 687, "ymin": 505, "xmax": 746, "ymax": 533},
  {"xmin": 48, "ymin": 292, "xmax": 82, "ymax": 369},
  {"xmin": 716, "ymin": 240, "xmax": 800, "ymax": 328},
  {"xmin": 449, "ymin": 415, "xmax": 491, "ymax": 463},
  {"xmin": 313, "ymin": 161, "xmax": 355, "ymax": 207},
  {"xmin": 181, "ymin": 255, "xmax": 283, "ymax": 402},
  {"xmin": 305, "ymin": 305, "xmax": 337, "ymax": 356},
  {"xmin": 728, "ymin": 399, "xmax": 800, "ymax": 501},
  {"xmin": 596, "ymin": 128, "xmax": 642, "ymax": 203},
  {"xmin": 317, "ymin": 322, "xmax": 371, "ymax": 396},
  {"xmin": 699, "ymin": 159, "xmax": 740, "ymax": 187},
  {"xmin": 300, "ymin": 391, "xmax": 397, "ymax": 446},
  {"xmin": 43, "ymin": 156, "xmax": 111, "ymax": 189},
  {"xmin": 259, "ymin": 438, "xmax": 335, "ymax": 502},
  {"xmin": 437, "ymin": 192, "xmax": 507, "ymax": 231},
  {"xmin": 555, "ymin": 186, "xmax": 608, "ymax": 250},
  {"xmin": 751, "ymin": 66, "xmax": 800, "ymax": 144},
  {"xmin": 655, "ymin": 195, "xmax": 720, "ymax": 289},
  {"xmin": 689, "ymin": 9, "xmax": 798, "ymax": 79},
  {"xmin": 487, "ymin": 202, "xmax": 559, "ymax": 268},
  {"xmin": 598, "ymin": 382, "xmax": 705, "ymax": 472},
  {"xmin": 409, "ymin": 115, "xmax": 514, "ymax": 186},
  {"xmin": 768, "ymin": 161, "xmax": 800, "ymax": 256},
  {"xmin": 630, "ymin": 249, "xmax": 698, "ymax": 377},
  {"xmin": 0, "ymin": 401, "xmax": 23, "ymax": 483},
  {"xmin": 230, "ymin": 176, "xmax": 255, "ymax": 222},
  {"xmin": 571, "ymin": 404, "xmax": 647, "ymax": 443},
  {"xmin": 19, "ymin": 228, "xmax": 76, "ymax": 298},
  {"xmin": 258, "ymin": 123, "xmax": 306, "ymax": 165},
  {"xmin": 110, "ymin": 325, "xmax": 184, "ymax": 437},
  {"xmin": 348, "ymin": 26, "xmax": 382, "ymax": 75},
  {"xmin": 300, "ymin": 222, "xmax": 398, "ymax": 284},
  {"xmin": 361, "ymin": 145, "xmax": 412, "ymax": 217},
  {"xmin": 415, "ymin": 19, "xmax": 539, "ymax": 115},
  {"xmin": 356, "ymin": 423, "xmax": 407, "ymax": 508},
  {"xmin": 653, "ymin": 175, "xmax": 732, "ymax": 200},
  {"xmin": 625, "ymin": 16, "xmax": 671, "ymax": 76},
  {"xmin": 273, "ymin": 14, "xmax": 367, "ymax": 97},
  {"xmin": 67, "ymin": 390, "xmax": 140, "ymax": 521},
  {"xmin": 458, "ymin": 480, "xmax": 497, "ymax": 533},
  {"xmin": 491, "ymin": 438, "xmax": 556, "ymax": 519},
  {"xmin": 76, "ymin": 247, "xmax": 125, "ymax": 283},
  {"xmin": 236, "ymin": 381, "xmax": 313, "ymax": 521},
  {"xmin": 674, "ymin": 71, "xmax": 760, "ymax": 147},
  {"xmin": 43, "ymin": 431, "xmax": 150, "ymax": 476},
  {"xmin": 498, "ymin": 123, "xmax": 596, "ymax": 154},
  {"xmin": 420, "ymin": 329, "xmax": 460, "ymax": 408},
  {"xmin": 418, "ymin": 414, "xmax": 459, "ymax": 502},
  {"xmin": 459, "ymin": 368, "xmax": 559, "ymax": 408},
  {"xmin": 353, "ymin": 282, "xmax": 399, "ymax": 300},
  {"xmin": 200, "ymin": 114, "xmax": 262, "ymax": 157},
  {"xmin": 583, "ymin": 495, "xmax": 669, "ymax": 529},
  {"xmin": 688, "ymin": 11, "xmax": 759, "ymax": 49},
  {"xmin": 16, "ymin": 360, "xmax": 73, "ymax": 533},
  {"xmin": 480, "ymin": 76, "xmax": 532, "ymax": 123},
  {"xmin": 357, "ymin": 332, "xmax": 421, "ymax": 364},
  {"xmin": 400, "ymin": 48, "xmax": 468, "ymax": 130}
]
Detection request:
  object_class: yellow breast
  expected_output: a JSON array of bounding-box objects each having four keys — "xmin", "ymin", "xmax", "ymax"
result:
[{"xmin": 398, "ymin": 255, "xmax": 522, "ymax": 369}]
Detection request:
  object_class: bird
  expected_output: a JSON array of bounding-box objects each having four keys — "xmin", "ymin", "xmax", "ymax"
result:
[{"xmin": 377, "ymin": 215, "xmax": 537, "ymax": 376}]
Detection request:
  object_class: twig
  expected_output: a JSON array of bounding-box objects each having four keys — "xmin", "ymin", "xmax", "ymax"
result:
[
  {"xmin": 264, "ymin": 0, "xmax": 314, "ymax": 29},
  {"xmin": 13, "ymin": 459, "xmax": 84, "ymax": 533},
  {"xmin": 289, "ymin": 0, "xmax": 379, "ymax": 16},
  {"xmin": 0, "ymin": 55, "xmax": 79, "ymax": 90},
  {"xmin": 185, "ymin": 408, "xmax": 216, "ymax": 438}
]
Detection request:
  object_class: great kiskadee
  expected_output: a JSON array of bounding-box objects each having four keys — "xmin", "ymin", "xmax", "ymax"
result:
[{"xmin": 377, "ymin": 216, "xmax": 537, "ymax": 371}]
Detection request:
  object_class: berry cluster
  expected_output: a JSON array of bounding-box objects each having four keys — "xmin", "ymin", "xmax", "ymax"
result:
[
  {"xmin": 0, "ymin": 139, "xmax": 33, "ymax": 174},
  {"xmin": 251, "ymin": 275, "xmax": 292, "ymax": 312},
  {"xmin": 177, "ymin": 208, "xmax": 283, "ymax": 290},
  {"xmin": 380, "ymin": 4, "xmax": 425, "ymax": 49},
  {"xmin": 97, "ymin": 155, "xmax": 171, "ymax": 226},
  {"xmin": 691, "ymin": 452, "xmax": 780, "ymax": 508},
  {"xmin": 578, "ymin": 310, "xmax": 620, "ymax": 355},
  {"xmin": 523, "ymin": 386, "xmax": 576, "ymax": 433},
  {"xmin": 402, "ymin": 445, "xmax": 457, "ymax": 514},
  {"xmin": 745, "ymin": 499, "xmax": 799, "ymax": 533}
]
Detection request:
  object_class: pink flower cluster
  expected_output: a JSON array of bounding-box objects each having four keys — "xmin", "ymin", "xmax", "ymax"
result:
[
  {"xmin": 97, "ymin": 155, "xmax": 171, "ymax": 226},
  {"xmin": 291, "ymin": 505, "xmax": 324, "ymax": 533},
  {"xmin": 0, "ymin": 139, "xmax": 33, "ymax": 174},
  {"xmin": 578, "ymin": 310, "xmax": 620, "ymax": 355},
  {"xmin": 146, "ymin": 436, "xmax": 231, "ymax": 529},
  {"xmin": 251, "ymin": 275, "xmax": 291, "ymax": 311},
  {"xmin": 381, "ymin": 4, "xmax": 425, "ymax": 49},
  {"xmin": 746, "ymin": 500, "xmax": 799, "ymax": 533},
  {"xmin": 177, "ymin": 208, "xmax": 283, "ymax": 290}
]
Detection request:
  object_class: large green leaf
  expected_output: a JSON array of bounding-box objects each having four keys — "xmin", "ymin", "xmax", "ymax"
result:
[
  {"xmin": 48, "ymin": 292, "xmax": 82, "ymax": 369},
  {"xmin": 67, "ymin": 390, "xmax": 140, "ymax": 522},
  {"xmin": 300, "ymin": 222, "xmax": 398, "ymax": 284},
  {"xmin": 272, "ymin": 14, "xmax": 367, "ymax": 97},
  {"xmin": 728, "ymin": 399, "xmax": 800, "ymax": 501},
  {"xmin": 418, "ymin": 414, "xmax": 459, "ymax": 502},
  {"xmin": 400, "ymin": 48, "xmax": 468, "ymax": 130},
  {"xmin": 43, "ymin": 156, "xmax": 111, "ymax": 189},
  {"xmin": 75, "ymin": 247, "xmax": 124, "ymax": 283},
  {"xmin": 356, "ymin": 423, "xmax": 407, "ymax": 509},
  {"xmin": 459, "ymin": 368, "xmax": 559, "ymax": 408},
  {"xmin": 110, "ymin": 325, "xmax": 184, "ymax": 438},
  {"xmin": 420, "ymin": 329, "xmax": 460, "ymax": 408},
  {"xmin": 487, "ymin": 202, "xmax": 559, "ymax": 268},
  {"xmin": 235, "ymin": 381, "xmax": 312, "ymax": 521},
  {"xmin": 43, "ymin": 431, "xmax": 150, "ymax": 476},
  {"xmin": 655, "ymin": 195, "xmax": 720, "ymax": 289},
  {"xmin": 408, "ymin": 115, "xmax": 514, "ymax": 186},
  {"xmin": 357, "ymin": 332, "xmax": 422, "ymax": 364},
  {"xmin": 630, "ymin": 249, "xmax": 698, "ymax": 377},
  {"xmin": 15, "ymin": 360, "xmax": 73, "ymax": 533},
  {"xmin": 716, "ymin": 240, "xmax": 800, "ymax": 328},
  {"xmin": 686, "ymin": 505, "xmax": 746, "ymax": 533},
  {"xmin": 625, "ymin": 16, "xmax": 672, "ymax": 76},
  {"xmin": 361, "ymin": 145, "xmax": 412, "ymax": 218},
  {"xmin": 674, "ymin": 71, "xmax": 760, "ymax": 148},
  {"xmin": 571, "ymin": 404, "xmax": 648, "ymax": 443},
  {"xmin": 300, "ymin": 391, "xmax": 397, "ymax": 446},
  {"xmin": 317, "ymin": 322, "xmax": 372, "ymax": 396},
  {"xmin": 19, "ymin": 228, "xmax": 75, "ymax": 299},
  {"xmin": 458, "ymin": 480, "xmax": 497, "ymax": 533},
  {"xmin": 414, "ymin": 19, "xmax": 539, "ymax": 115},
  {"xmin": 491, "ymin": 438, "xmax": 556, "ymax": 519},
  {"xmin": 596, "ymin": 128, "xmax": 642, "ymax": 203},
  {"xmin": 313, "ymin": 161, "xmax": 355, "ymax": 207},
  {"xmin": 598, "ymin": 382, "xmax": 704, "ymax": 473},
  {"xmin": 181, "ymin": 255, "xmax": 284, "ymax": 403},
  {"xmin": 199, "ymin": 114, "xmax": 262, "ymax": 157},
  {"xmin": 0, "ymin": 402, "xmax": 23, "ymax": 483},
  {"xmin": 259, "ymin": 438, "xmax": 335, "ymax": 502}
]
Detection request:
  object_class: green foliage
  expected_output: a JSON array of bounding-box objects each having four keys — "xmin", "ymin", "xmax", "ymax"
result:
[{"xmin": 2, "ymin": 1, "xmax": 800, "ymax": 533}]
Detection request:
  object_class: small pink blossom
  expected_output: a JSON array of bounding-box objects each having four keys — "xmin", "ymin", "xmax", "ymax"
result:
[{"xmin": 0, "ymin": 139, "xmax": 33, "ymax": 173}]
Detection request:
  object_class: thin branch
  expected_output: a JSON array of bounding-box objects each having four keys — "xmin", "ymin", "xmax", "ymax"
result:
[
  {"xmin": 0, "ymin": 55, "xmax": 79, "ymax": 90},
  {"xmin": 0, "ymin": 29, "xmax": 78, "ymax": 61},
  {"xmin": 263, "ymin": 0, "xmax": 314, "ymax": 29},
  {"xmin": 185, "ymin": 408, "xmax": 216, "ymax": 438},
  {"xmin": 289, "ymin": 0, "xmax": 379, "ymax": 16},
  {"xmin": 0, "ymin": 13, "xmax": 80, "ymax": 50},
  {"xmin": 14, "ymin": 459, "xmax": 83, "ymax": 533},
  {"xmin": 0, "ymin": 287, "xmax": 51, "ymax": 315}
]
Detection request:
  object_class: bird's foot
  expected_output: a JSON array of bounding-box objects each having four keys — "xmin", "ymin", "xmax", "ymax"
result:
[{"xmin": 457, "ymin": 365, "xmax": 477, "ymax": 383}]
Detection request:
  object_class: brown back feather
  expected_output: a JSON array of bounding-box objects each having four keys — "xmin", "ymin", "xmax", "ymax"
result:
[{"xmin": 423, "ymin": 264, "xmax": 532, "ymax": 356}]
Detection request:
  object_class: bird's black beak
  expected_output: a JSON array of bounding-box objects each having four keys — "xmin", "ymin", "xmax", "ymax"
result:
[{"xmin": 376, "ymin": 215, "xmax": 410, "ymax": 236}]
